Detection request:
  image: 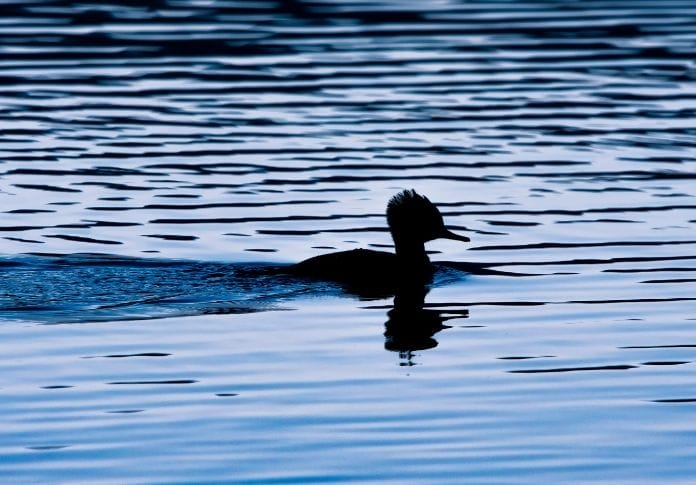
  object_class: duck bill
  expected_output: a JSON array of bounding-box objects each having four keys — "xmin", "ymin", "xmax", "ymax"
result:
[{"xmin": 440, "ymin": 228, "xmax": 470, "ymax": 242}]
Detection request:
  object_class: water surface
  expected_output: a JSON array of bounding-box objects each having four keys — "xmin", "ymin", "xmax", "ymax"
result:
[{"xmin": 1, "ymin": 0, "xmax": 695, "ymax": 483}]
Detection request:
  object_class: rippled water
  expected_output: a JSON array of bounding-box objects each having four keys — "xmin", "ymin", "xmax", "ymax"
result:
[{"xmin": 1, "ymin": 0, "xmax": 695, "ymax": 483}]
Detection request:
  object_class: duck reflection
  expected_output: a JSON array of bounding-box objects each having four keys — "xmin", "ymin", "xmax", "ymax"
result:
[{"xmin": 383, "ymin": 281, "xmax": 469, "ymax": 365}]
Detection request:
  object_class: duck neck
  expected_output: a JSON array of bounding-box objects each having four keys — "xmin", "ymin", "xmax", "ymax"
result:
[{"xmin": 393, "ymin": 237, "xmax": 431, "ymax": 275}]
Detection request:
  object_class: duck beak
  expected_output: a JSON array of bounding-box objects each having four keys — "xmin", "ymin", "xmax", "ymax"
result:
[{"xmin": 440, "ymin": 228, "xmax": 470, "ymax": 242}]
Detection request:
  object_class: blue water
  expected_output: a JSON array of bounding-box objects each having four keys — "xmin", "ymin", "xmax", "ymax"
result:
[{"xmin": 1, "ymin": 0, "xmax": 695, "ymax": 483}]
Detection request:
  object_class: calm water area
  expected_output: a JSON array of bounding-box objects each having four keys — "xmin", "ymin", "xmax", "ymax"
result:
[{"xmin": 1, "ymin": 0, "xmax": 695, "ymax": 483}]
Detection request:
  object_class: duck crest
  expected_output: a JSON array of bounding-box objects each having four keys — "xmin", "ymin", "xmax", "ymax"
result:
[
  {"xmin": 387, "ymin": 189, "xmax": 444, "ymax": 244},
  {"xmin": 387, "ymin": 189, "xmax": 436, "ymax": 225}
]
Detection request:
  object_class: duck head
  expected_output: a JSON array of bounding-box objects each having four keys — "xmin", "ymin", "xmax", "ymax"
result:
[{"xmin": 386, "ymin": 190, "xmax": 470, "ymax": 249}]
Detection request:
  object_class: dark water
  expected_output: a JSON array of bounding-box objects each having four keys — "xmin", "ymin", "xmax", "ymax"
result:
[{"xmin": 1, "ymin": 1, "xmax": 695, "ymax": 483}]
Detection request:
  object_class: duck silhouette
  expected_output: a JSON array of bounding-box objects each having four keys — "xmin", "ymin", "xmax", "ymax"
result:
[{"xmin": 289, "ymin": 189, "xmax": 470, "ymax": 296}]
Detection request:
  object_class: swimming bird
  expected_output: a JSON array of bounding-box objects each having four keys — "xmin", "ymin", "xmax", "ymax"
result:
[{"xmin": 289, "ymin": 189, "xmax": 470, "ymax": 295}]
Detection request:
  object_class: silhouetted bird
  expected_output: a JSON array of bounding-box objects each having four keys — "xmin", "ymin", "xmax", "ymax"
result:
[{"xmin": 290, "ymin": 189, "xmax": 469, "ymax": 295}]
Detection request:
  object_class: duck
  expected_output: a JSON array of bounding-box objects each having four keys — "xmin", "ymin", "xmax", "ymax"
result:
[{"xmin": 288, "ymin": 189, "xmax": 470, "ymax": 295}]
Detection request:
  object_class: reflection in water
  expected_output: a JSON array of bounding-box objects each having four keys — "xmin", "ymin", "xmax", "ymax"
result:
[{"xmin": 384, "ymin": 281, "xmax": 468, "ymax": 365}]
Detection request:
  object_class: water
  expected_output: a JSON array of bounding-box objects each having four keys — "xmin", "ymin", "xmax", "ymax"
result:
[{"xmin": 1, "ymin": 0, "xmax": 695, "ymax": 482}]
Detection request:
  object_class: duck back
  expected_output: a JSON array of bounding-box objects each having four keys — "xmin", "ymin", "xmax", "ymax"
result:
[{"xmin": 289, "ymin": 248, "xmax": 433, "ymax": 296}]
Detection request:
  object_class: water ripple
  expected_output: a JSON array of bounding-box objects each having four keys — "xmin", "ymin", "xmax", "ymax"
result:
[{"xmin": 1, "ymin": 1, "xmax": 695, "ymax": 483}]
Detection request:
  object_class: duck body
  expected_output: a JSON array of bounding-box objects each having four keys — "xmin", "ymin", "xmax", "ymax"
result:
[
  {"xmin": 287, "ymin": 190, "xmax": 469, "ymax": 297},
  {"xmin": 289, "ymin": 248, "xmax": 433, "ymax": 296}
]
